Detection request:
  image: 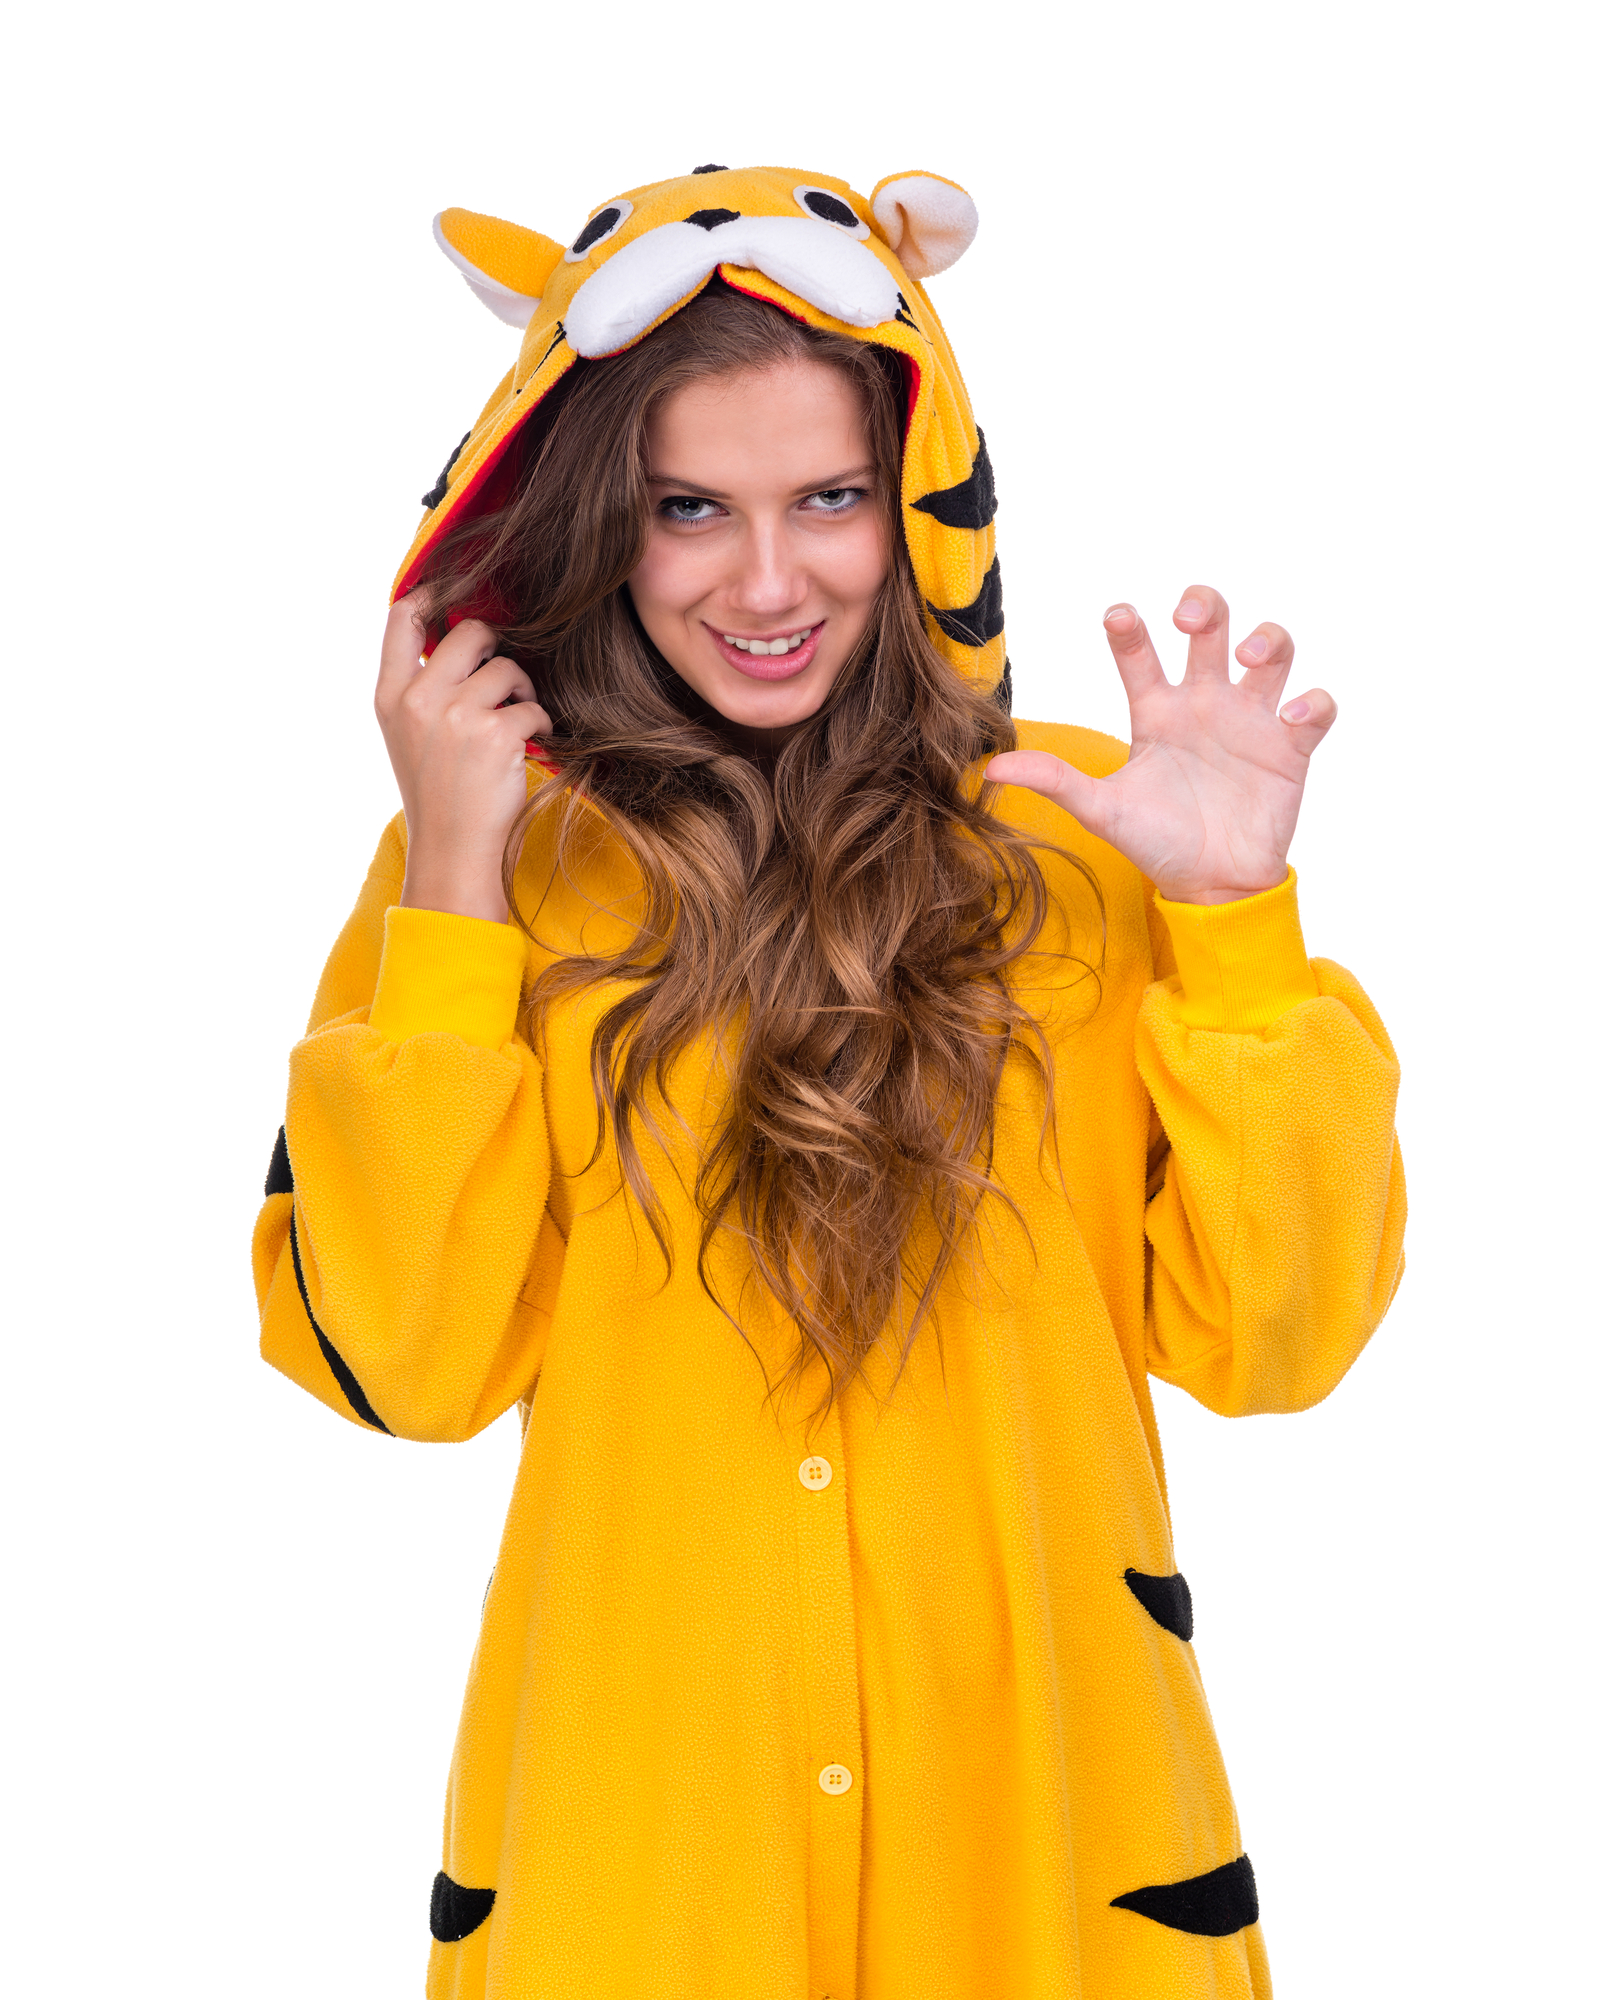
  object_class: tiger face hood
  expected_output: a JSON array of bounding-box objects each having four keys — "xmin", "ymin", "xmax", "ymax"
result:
[{"xmin": 395, "ymin": 164, "xmax": 1007, "ymax": 705}]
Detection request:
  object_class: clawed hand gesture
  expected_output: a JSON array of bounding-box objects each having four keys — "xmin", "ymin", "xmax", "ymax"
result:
[{"xmin": 983, "ymin": 587, "xmax": 1336, "ymax": 905}]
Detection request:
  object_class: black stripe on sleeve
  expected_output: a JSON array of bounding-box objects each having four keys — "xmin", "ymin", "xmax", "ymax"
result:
[
  {"xmin": 288, "ymin": 1213, "xmax": 393, "ymax": 1435},
  {"xmin": 265, "ymin": 1126, "xmax": 294, "ymax": 1197}
]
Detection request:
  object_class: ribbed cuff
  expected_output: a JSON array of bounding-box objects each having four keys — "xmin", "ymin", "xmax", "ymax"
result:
[
  {"xmin": 367, "ymin": 905, "xmax": 529, "ymax": 1051},
  {"xmin": 1154, "ymin": 868, "xmax": 1319, "ymax": 1031}
]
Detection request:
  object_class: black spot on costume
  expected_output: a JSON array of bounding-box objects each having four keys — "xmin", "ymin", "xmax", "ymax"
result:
[
  {"xmin": 800, "ymin": 189, "xmax": 859, "ymax": 228},
  {"xmin": 569, "ymin": 206, "xmax": 624, "ymax": 257},
  {"xmin": 1111, "ymin": 1854, "xmax": 1260, "ymax": 1937},
  {"xmin": 1123, "ymin": 1567, "xmax": 1195, "ymax": 1642},
  {"xmin": 431, "ymin": 1872, "xmax": 497, "ymax": 1943}
]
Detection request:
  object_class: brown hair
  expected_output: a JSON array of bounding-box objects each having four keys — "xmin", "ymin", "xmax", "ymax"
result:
[{"xmin": 421, "ymin": 283, "xmax": 1099, "ymax": 1425}]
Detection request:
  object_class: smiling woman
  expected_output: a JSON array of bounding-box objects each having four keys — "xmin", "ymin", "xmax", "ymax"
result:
[
  {"xmin": 631, "ymin": 357, "xmax": 890, "ymax": 746},
  {"xmin": 252, "ymin": 163, "xmax": 1406, "ymax": 2000}
]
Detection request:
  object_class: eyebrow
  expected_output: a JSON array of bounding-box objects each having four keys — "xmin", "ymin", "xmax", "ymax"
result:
[{"xmin": 646, "ymin": 464, "xmax": 877, "ymax": 500}]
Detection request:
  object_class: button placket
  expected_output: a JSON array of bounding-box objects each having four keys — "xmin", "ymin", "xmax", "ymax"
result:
[{"xmin": 790, "ymin": 1397, "xmax": 862, "ymax": 2000}]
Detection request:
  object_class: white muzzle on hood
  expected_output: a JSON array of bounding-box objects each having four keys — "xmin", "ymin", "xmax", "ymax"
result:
[{"xmin": 564, "ymin": 215, "xmax": 902, "ymax": 358}]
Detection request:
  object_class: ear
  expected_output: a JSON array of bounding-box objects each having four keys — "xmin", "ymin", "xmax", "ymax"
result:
[
  {"xmin": 432, "ymin": 209, "xmax": 565, "ymax": 328},
  {"xmin": 868, "ymin": 173, "xmax": 979, "ymax": 280}
]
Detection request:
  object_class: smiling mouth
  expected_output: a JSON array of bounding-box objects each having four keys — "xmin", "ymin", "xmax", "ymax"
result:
[{"xmin": 720, "ymin": 624, "xmax": 819, "ymax": 656}]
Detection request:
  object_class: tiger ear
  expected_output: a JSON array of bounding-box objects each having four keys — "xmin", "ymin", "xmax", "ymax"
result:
[
  {"xmin": 432, "ymin": 209, "xmax": 565, "ymax": 327},
  {"xmin": 868, "ymin": 173, "xmax": 979, "ymax": 280}
]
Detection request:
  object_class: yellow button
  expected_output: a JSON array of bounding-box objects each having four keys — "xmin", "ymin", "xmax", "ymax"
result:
[
  {"xmin": 818, "ymin": 1763, "xmax": 853, "ymax": 1794},
  {"xmin": 798, "ymin": 1456, "xmax": 833, "ymax": 1489}
]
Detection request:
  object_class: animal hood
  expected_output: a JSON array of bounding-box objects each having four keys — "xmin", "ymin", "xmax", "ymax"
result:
[{"xmin": 395, "ymin": 164, "xmax": 1008, "ymax": 703}]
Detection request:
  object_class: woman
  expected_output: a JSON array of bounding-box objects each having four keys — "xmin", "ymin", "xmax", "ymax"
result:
[{"xmin": 253, "ymin": 164, "xmax": 1406, "ymax": 1999}]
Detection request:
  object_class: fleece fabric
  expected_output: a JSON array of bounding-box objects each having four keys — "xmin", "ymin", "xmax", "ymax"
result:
[
  {"xmin": 254, "ymin": 729, "xmax": 1406, "ymax": 2000},
  {"xmin": 399, "ymin": 164, "xmax": 1010, "ymax": 704},
  {"xmin": 254, "ymin": 162, "xmax": 1407, "ymax": 1998}
]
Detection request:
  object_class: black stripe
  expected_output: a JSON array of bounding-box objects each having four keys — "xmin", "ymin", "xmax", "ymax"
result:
[
  {"xmin": 421, "ymin": 431, "xmax": 470, "ymax": 510},
  {"xmin": 1111, "ymin": 1854, "xmax": 1259, "ymax": 1936},
  {"xmin": 289, "ymin": 1214, "xmax": 392, "ymax": 1435},
  {"xmin": 1123, "ymin": 1566, "xmax": 1194, "ymax": 1641},
  {"xmin": 536, "ymin": 323, "xmax": 566, "ymax": 371},
  {"xmin": 928, "ymin": 556, "xmax": 1004, "ymax": 647},
  {"xmin": 431, "ymin": 1871, "xmax": 496, "ymax": 1943},
  {"xmin": 265, "ymin": 1125, "xmax": 293, "ymax": 1198},
  {"xmin": 912, "ymin": 432, "xmax": 997, "ymax": 530}
]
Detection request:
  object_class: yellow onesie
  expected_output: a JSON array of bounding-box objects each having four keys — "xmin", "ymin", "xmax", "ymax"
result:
[{"xmin": 253, "ymin": 164, "xmax": 1407, "ymax": 1999}]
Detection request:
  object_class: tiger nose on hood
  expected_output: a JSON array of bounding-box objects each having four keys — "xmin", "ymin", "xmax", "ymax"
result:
[{"xmin": 396, "ymin": 164, "xmax": 1009, "ymax": 707}]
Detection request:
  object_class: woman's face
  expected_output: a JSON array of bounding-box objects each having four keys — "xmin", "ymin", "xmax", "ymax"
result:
[{"xmin": 627, "ymin": 357, "xmax": 890, "ymax": 754}]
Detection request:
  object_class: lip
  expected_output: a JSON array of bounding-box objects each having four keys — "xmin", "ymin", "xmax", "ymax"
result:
[{"xmin": 706, "ymin": 621, "xmax": 825, "ymax": 680}]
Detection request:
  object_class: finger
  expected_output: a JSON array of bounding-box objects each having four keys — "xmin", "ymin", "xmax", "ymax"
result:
[
  {"xmin": 1102, "ymin": 602, "xmax": 1169, "ymax": 702},
  {"xmin": 1277, "ymin": 686, "xmax": 1338, "ymax": 754},
  {"xmin": 430, "ymin": 616, "xmax": 502, "ymax": 684},
  {"xmin": 453, "ymin": 657, "xmax": 538, "ymax": 711},
  {"xmin": 377, "ymin": 592, "xmax": 431, "ymax": 704},
  {"xmin": 1174, "ymin": 585, "xmax": 1231, "ymax": 681},
  {"xmin": 488, "ymin": 700, "xmax": 552, "ymax": 746},
  {"xmin": 1233, "ymin": 621, "xmax": 1295, "ymax": 708},
  {"xmin": 982, "ymin": 749, "xmax": 1114, "ymax": 841}
]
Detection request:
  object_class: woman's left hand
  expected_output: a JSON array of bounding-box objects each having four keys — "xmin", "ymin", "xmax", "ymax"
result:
[{"xmin": 982, "ymin": 586, "xmax": 1336, "ymax": 905}]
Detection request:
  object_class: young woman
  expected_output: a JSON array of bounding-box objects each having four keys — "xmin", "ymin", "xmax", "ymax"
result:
[{"xmin": 253, "ymin": 165, "xmax": 1406, "ymax": 2000}]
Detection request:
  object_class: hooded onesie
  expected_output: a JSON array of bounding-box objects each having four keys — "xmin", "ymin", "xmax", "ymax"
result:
[{"xmin": 252, "ymin": 163, "xmax": 1408, "ymax": 2000}]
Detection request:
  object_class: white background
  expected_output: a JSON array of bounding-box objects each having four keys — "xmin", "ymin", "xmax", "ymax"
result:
[{"xmin": 5, "ymin": 2, "xmax": 1602, "ymax": 1993}]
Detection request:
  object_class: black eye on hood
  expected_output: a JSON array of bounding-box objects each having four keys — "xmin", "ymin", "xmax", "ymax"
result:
[
  {"xmin": 792, "ymin": 186, "xmax": 870, "ymax": 239},
  {"xmin": 565, "ymin": 199, "xmax": 633, "ymax": 262}
]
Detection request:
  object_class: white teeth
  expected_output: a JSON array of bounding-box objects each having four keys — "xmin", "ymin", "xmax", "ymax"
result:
[{"xmin": 722, "ymin": 628, "xmax": 813, "ymax": 654}]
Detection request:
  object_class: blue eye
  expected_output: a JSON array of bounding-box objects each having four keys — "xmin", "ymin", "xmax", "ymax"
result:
[
  {"xmin": 661, "ymin": 495, "xmax": 720, "ymax": 523},
  {"xmin": 803, "ymin": 487, "xmax": 864, "ymax": 514}
]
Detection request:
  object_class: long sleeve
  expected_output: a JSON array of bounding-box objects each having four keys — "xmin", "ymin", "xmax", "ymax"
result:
[
  {"xmin": 1136, "ymin": 869, "xmax": 1407, "ymax": 1416},
  {"xmin": 251, "ymin": 815, "xmax": 562, "ymax": 1443}
]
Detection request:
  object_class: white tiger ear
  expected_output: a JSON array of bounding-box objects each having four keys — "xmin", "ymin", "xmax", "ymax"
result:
[
  {"xmin": 869, "ymin": 173, "xmax": 979, "ymax": 279},
  {"xmin": 432, "ymin": 209, "xmax": 565, "ymax": 328}
]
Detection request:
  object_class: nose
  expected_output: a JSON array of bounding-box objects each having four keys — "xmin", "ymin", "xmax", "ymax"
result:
[
  {"xmin": 684, "ymin": 207, "xmax": 740, "ymax": 231},
  {"xmin": 727, "ymin": 517, "xmax": 810, "ymax": 620}
]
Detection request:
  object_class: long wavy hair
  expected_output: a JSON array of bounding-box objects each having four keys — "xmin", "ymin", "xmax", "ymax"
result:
[{"xmin": 419, "ymin": 282, "xmax": 1099, "ymax": 1422}]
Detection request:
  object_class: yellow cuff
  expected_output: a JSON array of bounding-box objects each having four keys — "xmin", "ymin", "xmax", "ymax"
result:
[
  {"xmin": 1154, "ymin": 868, "xmax": 1320, "ymax": 1031},
  {"xmin": 367, "ymin": 905, "xmax": 529, "ymax": 1051}
]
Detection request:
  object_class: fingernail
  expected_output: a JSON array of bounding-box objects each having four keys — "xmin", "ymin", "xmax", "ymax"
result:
[
  {"xmin": 1104, "ymin": 602, "xmax": 1135, "ymax": 626},
  {"xmin": 1177, "ymin": 597, "xmax": 1205, "ymax": 623},
  {"xmin": 1280, "ymin": 698, "xmax": 1310, "ymax": 722},
  {"xmin": 1241, "ymin": 635, "xmax": 1268, "ymax": 661}
]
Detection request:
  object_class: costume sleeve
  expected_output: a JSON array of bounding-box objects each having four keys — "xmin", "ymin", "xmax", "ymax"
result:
[
  {"xmin": 251, "ymin": 814, "xmax": 561, "ymax": 1443},
  {"xmin": 1136, "ymin": 869, "xmax": 1406, "ymax": 1416}
]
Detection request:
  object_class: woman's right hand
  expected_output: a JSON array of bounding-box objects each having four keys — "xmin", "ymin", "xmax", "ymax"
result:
[{"xmin": 375, "ymin": 595, "xmax": 553, "ymax": 923}]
